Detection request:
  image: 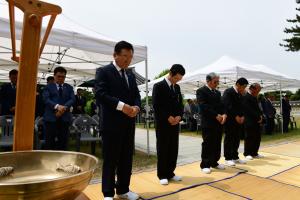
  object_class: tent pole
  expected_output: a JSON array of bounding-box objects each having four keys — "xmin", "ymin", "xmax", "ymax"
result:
[
  {"xmin": 145, "ymin": 46, "xmax": 150, "ymax": 155},
  {"xmin": 279, "ymin": 80, "xmax": 283, "ymax": 134}
]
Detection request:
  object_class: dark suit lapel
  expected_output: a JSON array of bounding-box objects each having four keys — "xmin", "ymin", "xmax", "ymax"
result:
[
  {"xmin": 110, "ymin": 64, "xmax": 130, "ymax": 91},
  {"xmin": 162, "ymin": 79, "xmax": 173, "ymax": 96},
  {"xmin": 127, "ymin": 71, "xmax": 134, "ymax": 90}
]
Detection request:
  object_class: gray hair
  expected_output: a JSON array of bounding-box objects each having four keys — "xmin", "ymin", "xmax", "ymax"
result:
[
  {"xmin": 249, "ymin": 83, "xmax": 261, "ymax": 90},
  {"xmin": 206, "ymin": 72, "xmax": 219, "ymax": 82}
]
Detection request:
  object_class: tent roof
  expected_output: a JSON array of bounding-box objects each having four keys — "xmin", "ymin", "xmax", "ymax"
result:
[
  {"xmin": 139, "ymin": 56, "xmax": 300, "ymax": 95},
  {"xmin": 0, "ymin": 12, "xmax": 147, "ymax": 85}
]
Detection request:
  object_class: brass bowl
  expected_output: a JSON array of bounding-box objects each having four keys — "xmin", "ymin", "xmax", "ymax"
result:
[{"xmin": 0, "ymin": 151, "xmax": 98, "ymax": 200}]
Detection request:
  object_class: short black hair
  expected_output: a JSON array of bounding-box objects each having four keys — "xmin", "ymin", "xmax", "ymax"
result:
[
  {"xmin": 54, "ymin": 67, "xmax": 67, "ymax": 75},
  {"xmin": 9, "ymin": 69, "xmax": 18, "ymax": 76},
  {"xmin": 114, "ymin": 41, "xmax": 134, "ymax": 54},
  {"xmin": 236, "ymin": 77, "xmax": 248, "ymax": 86},
  {"xmin": 46, "ymin": 76, "xmax": 54, "ymax": 83},
  {"xmin": 170, "ymin": 64, "xmax": 185, "ymax": 76}
]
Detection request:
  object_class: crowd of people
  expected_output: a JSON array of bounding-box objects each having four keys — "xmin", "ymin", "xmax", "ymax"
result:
[{"xmin": 0, "ymin": 41, "xmax": 294, "ymax": 200}]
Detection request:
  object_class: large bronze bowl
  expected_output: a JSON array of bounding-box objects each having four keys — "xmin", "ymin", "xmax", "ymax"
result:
[{"xmin": 0, "ymin": 151, "xmax": 98, "ymax": 200}]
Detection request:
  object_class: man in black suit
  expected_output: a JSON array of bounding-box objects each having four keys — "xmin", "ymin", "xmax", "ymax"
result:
[
  {"xmin": 261, "ymin": 94, "xmax": 276, "ymax": 134},
  {"xmin": 95, "ymin": 41, "xmax": 141, "ymax": 200},
  {"xmin": 282, "ymin": 95, "xmax": 291, "ymax": 133},
  {"xmin": 196, "ymin": 72, "xmax": 227, "ymax": 174},
  {"xmin": 243, "ymin": 83, "xmax": 264, "ymax": 160},
  {"xmin": 73, "ymin": 88, "xmax": 87, "ymax": 114},
  {"xmin": 152, "ymin": 64, "xmax": 185, "ymax": 185},
  {"xmin": 0, "ymin": 69, "xmax": 18, "ymax": 116},
  {"xmin": 222, "ymin": 78, "xmax": 248, "ymax": 166},
  {"xmin": 43, "ymin": 67, "xmax": 75, "ymax": 150}
]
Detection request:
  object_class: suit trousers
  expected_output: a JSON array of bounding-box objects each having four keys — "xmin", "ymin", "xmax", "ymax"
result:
[
  {"xmin": 101, "ymin": 125, "xmax": 135, "ymax": 197},
  {"xmin": 244, "ymin": 125, "xmax": 261, "ymax": 157},
  {"xmin": 201, "ymin": 126, "xmax": 223, "ymax": 168},
  {"xmin": 224, "ymin": 122, "xmax": 242, "ymax": 160},
  {"xmin": 44, "ymin": 119, "xmax": 70, "ymax": 150},
  {"xmin": 265, "ymin": 117, "xmax": 275, "ymax": 134},
  {"xmin": 283, "ymin": 114, "xmax": 290, "ymax": 132},
  {"xmin": 156, "ymin": 124, "xmax": 179, "ymax": 180}
]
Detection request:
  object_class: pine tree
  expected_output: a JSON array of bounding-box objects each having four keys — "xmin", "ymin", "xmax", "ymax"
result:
[{"xmin": 280, "ymin": 2, "xmax": 300, "ymax": 51}]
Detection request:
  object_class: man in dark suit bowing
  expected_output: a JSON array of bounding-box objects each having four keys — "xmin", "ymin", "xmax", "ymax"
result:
[
  {"xmin": 196, "ymin": 72, "xmax": 227, "ymax": 174},
  {"xmin": 152, "ymin": 64, "xmax": 185, "ymax": 185},
  {"xmin": 243, "ymin": 83, "xmax": 264, "ymax": 160},
  {"xmin": 95, "ymin": 41, "xmax": 141, "ymax": 200},
  {"xmin": 43, "ymin": 67, "xmax": 75, "ymax": 150},
  {"xmin": 0, "ymin": 69, "xmax": 18, "ymax": 116},
  {"xmin": 222, "ymin": 77, "xmax": 248, "ymax": 166}
]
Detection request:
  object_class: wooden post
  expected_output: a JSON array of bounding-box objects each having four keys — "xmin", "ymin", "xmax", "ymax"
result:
[{"xmin": 7, "ymin": 0, "xmax": 61, "ymax": 151}]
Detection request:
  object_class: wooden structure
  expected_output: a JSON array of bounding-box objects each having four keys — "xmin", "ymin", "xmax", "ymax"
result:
[{"xmin": 6, "ymin": 0, "xmax": 61, "ymax": 151}]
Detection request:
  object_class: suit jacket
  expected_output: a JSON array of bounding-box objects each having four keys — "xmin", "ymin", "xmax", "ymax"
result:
[
  {"xmin": 73, "ymin": 95, "xmax": 87, "ymax": 114},
  {"xmin": 196, "ymin": 86, "xmax": 224, "ymax": 128},
  {"xmin": 243, "ymin": 93, "xmax": 262, "ymax": 128},
  {"xmin": 262, "ymin": 98, "xmax": 276, "ymax": 118},
  {"xmin": 281, "ymin": 98, "xmax": 291, "ymax": 116},
  {"xmin": 222, "ymin": 87, "xmax": 244, "ymax": 125},
  {"xmin": 95, "ymin": 63, "xmax": 141, "ymax": 132},
  {"xmin": 42, "ymin": 83, "xmax": 75, "ymax": 122},
  {"xmin": 152, "ymin": 79, "xmax": 183, "ymax": 128},
  {"xmin": 0, "ymin": 83, "xmax": 16, "ymax": 115}
]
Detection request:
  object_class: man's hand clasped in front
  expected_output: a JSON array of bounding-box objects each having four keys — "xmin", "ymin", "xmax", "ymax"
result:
[
  {"xmin": 168, "ymin": 116, "xmax": 181, "ymax": 126},
  {"xmin": 122, "ymin": 104, "xmax": 140, "ymax": 118}
]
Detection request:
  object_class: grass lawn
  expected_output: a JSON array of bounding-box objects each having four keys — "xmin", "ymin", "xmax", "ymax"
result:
[{"xmin": 68, "ymin": 140, "xmax": 157, "ymax": 180}]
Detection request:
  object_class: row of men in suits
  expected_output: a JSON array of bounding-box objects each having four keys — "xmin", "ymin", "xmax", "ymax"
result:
[{"xmin": 197, "ymin": 74, "xmax": 263, "ymax": 174}]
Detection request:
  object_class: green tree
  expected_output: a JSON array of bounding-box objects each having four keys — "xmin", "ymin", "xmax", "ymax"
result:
[
  {"xmin": 280, "ymin": 2, "xmax": 300, "ymax": 51},
  {"xmin": 154, "ymin": 69, "xmax": 169, "ymax": 80},
  {"xmin": 290, "ymin": 89, "xmax": 300, "ymax": 100}
]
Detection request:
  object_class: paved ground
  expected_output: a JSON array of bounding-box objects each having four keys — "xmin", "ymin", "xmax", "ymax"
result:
[
  {"xmin": 135, "ymin": 128, "xmax": 249, "ymax": 165},
  {"xmin": 135, "ymin": 128, "xmax": 202, "ymax": 165}
]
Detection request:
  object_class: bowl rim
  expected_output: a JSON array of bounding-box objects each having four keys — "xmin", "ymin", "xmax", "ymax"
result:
[{"xmin": 0, "ymin": 150, "xmax": 99, "ymax": 186}]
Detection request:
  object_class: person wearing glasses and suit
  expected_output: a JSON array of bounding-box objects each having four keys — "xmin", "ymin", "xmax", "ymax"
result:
[
  {"xmin": 196, "ymin": 72, "xmax": 227, "ymax": 174},
  {"xmin": 95, "ymin": 41, "xmax": 141, "ymax": 200},
  {"xmin": 43, "ymin": 67, "xmax": 75, "ymax": 150},
  {"xmin": 152, "ymin": 64, "xmax": 185, "ymax": 185}
]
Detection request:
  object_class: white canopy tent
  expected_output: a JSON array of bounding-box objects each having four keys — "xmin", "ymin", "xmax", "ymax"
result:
[
  {"xmin": 0, "ymin": 15, "xmax": 147, "ymax": 85},
  {"xmin": 139, "ymin": 56, "xmax": 300, "ymax": 95}
]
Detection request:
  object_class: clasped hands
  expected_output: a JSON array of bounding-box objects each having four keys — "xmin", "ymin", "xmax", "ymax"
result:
[
  {"xmin": 168, "ymin": 116, "xmax": 181, "ymax": 126},
  {"xmin": 122, "ymin": 104, "xmax": 140, "ymax": 118},
  {"xmin": 216, "ymin": 114, "xmax": 227, "ymax": 125},
  {"xmin": 55, "ymin": 105, "xmax": 67, "ymax": 118}
]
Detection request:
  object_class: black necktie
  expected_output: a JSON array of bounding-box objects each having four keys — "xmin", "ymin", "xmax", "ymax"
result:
[
  {"xmin": 121, "ymin": 69, "xmax": 129, "ymax": 89},
  {"xmin": 58, "ymin": 84, "xmax": 63, "ymax": 97},
  {"xmin": 171, "ymin": 85, "xmax": 175, "ymax": 93}
]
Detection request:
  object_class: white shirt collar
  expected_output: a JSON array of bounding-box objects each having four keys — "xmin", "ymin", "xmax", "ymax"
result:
[
  {"xmin": 56, "ymin": 83, "xmax": 64, "ymax": 87},
  {"xmin": 233, "ymin": 85, "xmax": 238, "ymax": 93},
  {"xmin": 113, "ymin": 61, "xmax": 123, "ymax": 72},
  {"xmin": 165, "ymin": 77, "xmax": 173, "ymax": 87},
  {"xmin": 206, "ymin": 84, "xmax": 214, "ymax": 91}
]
